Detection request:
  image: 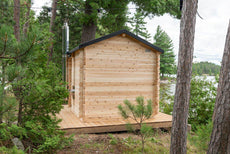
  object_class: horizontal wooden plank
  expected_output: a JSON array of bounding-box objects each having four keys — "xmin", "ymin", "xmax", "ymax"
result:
[
  {"xmin": 85, "ymin": 55, "xmax": 155, "ymax": 60},
  {"xmin": 85, "ymin": 58, "xmax": 155, "ymax": 65},
  {"xmin": 84, "ymin": 67, "xmax": 155, "ymax": 73},
  {"xmin": 85, "ymin": 63, "xmax": 156, "ymax": 69},
  {"xmin": 85, "ymin": 77, "xmax": 155, "ymax": 82},
  {"xmin": 85, "ymin": 105, "xmax": 120, "ymax": 112},
  {"xmin": 84, "ymin": 82, "xmax": 157, "ymax": 86},
  {"xmin": 84, "ymin": 91, "xmax": 154, "ymax": 96},
  {"xmin": 84, "ymin": 95, "xmax": 153, "ymax": 99},
  {"xmin": 85, "ymin": 86, "xmax": 155, "ymax": 91},
  {"xmin": 85, "ymin": 47, "xmax": 156, "ymax": 55},
  {"xmin": 85, "ymin": 52, "xmax": 156, "ymax": 59},
  {"xmin": 86, "ymin": 43, "xmax": 153, "ymax": 53},
  {"xmin": 84, "ymin": 99, "xmax": 153, "ymax": 106},
  {"xmin": 57, "ymin": 105, "xmax": 172, "ymax": 134},
  {"xmin": 85, "ymin": 72, "xmax": 155, "ymax": 78},
  {"xmin": 63, "ymin": 121, "xmax": 172, "ymax": 134}
]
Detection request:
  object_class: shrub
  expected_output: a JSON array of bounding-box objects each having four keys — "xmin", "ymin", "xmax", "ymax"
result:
[
  {"xmin": 188, "ymin": 121, "xmax": 213, "ymax": 152},
  {"xmin": 160, "ymin": 76, "xmax": 217, "ymax": 130},
  {"xmin": 0, "ymin": 146, "xmax": 25, "ymax": 154},
  {"xmin": 118, "ymin": 96, "xmax": 154, "ymax": 153}
]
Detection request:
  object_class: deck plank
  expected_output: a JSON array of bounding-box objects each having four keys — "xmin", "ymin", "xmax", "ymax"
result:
[{"xmin": 56, "ymin": 105, "xmax": 172, "ymax": 134}]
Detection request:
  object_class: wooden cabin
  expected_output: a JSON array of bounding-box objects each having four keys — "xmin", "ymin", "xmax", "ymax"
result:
[{"xmin": 66, "ymin": 30, "xmax": 164, "ymax": 120}]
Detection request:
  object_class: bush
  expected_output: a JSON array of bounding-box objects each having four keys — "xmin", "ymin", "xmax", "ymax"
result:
[
  {"xmin": 159, "ymin": 82, "xmax": 174, "ymax": 115},
  {"xmin": 24, "ymin": 121, "xmax": 73, "ymax": 153},
  {"xmin": 188, "ymin": 121, "xmax": 213, "ymax": 152},
  {"xmin": 160, "ymin": 76, "xmax": 217, "ymax": 130},
  {"xmin": 189, "ymin": 76, "xmax": 216, "ymax": 130},
  {"xmin": 0, "ymin": 123, "xmax": 27, "ymax": 147},
  {"xmin": 0, "ymin": 146, "xmax": 25, "ymax": 154},
  {"xmin": 118, "ymin": 96, "xmax": 154, "ymax": 153}
]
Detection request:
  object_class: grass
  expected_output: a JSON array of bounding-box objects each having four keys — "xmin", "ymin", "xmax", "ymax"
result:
[{"xmin": 57, "ymin": 130, "xmax": 206, "ymax": 154}]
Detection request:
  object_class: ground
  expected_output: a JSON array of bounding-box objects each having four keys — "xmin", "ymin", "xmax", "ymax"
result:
[{"xmin": 57, "ymin": 130, "xmax": 204, "ymax": 154}]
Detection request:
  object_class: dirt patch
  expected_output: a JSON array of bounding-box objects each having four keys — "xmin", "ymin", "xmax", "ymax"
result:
[
  {"xmin": 57, "ymin": 130, "xmax": 171, "ymax": 154},
  {"xmin": 58, "ymin": 133, "xmax": 133, "ymax": 154}
]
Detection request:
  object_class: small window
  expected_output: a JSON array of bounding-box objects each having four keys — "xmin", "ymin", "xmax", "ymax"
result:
[{"xmin": 145, "ymin": 49, "xmax": 151, "ymax": 52}]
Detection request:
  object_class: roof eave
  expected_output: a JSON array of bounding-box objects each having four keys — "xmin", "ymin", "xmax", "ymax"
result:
[{"xmin": 67, "ymin": 29, "xmax": 164, "ymax": 54}]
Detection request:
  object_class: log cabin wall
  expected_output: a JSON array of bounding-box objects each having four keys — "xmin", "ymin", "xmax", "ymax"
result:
[
  {"xmin": 80, "ymin": 34, "xmax": 160, "ymax": 118},
  {"xmin": 69, "ymin": 50, "xmax": 84, "ymax": 117},
  {"xmin": 66, "ymin": 55, "xmax": 72, "ymax": 107}
]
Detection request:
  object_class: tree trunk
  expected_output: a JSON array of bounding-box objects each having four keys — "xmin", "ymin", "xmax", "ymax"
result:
[
  {"xmin": 0, "ymin": 64, "xmax": 5, "ymax": 124},
  {"xmin": 141, "ymin": 135, "xmax": 144, "ymax": 154},
  {"xmin": 14, "ymin": 0, "xmax": 20, "ymax": 42},
  {"xmin": 48, "ymin": 0, "xmax": 58, "ymax": 62},
  {"xmin": 170, "ymin": 0, "xmax": 198, "ymax": 154},
  {"xmin": 207, "ymin": 20, "xmax": 230, "ymax": 154},
  {"xmin": 23, "ymin": 1, "xmax": 31, "ymax": 36},
  {"xmin": 81, "ymin": 0, "xmax": 97, "ymax": 43},
  {"xmin": 17, "ymin": 98, "xmax": 23, "ymax": 125}
]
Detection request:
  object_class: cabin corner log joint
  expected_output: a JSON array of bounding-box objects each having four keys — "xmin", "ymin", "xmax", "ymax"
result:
[{"xmin": 66, "ymin": 29, "xmax": 164, "ymax": 120}]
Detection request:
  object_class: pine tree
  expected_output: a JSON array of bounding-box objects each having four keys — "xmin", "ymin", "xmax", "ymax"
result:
[
  {"xmin": 153, "ymin": 25, "xmax": 176, "ymax": 78},
  {"xmin": 170, "ymin": 0, "xmax": 198, "ymax": 153},
  {"xmin": 207, "ymin": 20, "xmax": 230, "ymax": 154},
  {"xmin": 130, "ymin": 11, "xmax": 151, "ymax": 40},
  {"xmin": 80, "ymin": 0, "xmax": 181, "ymax": 43},
  {"xmin": 118, "ymin": 96, "xmax": 153, "ymax": 153},
  {"xmin": 0, "ymin": 5, "xmax": 72, "ymax": 152},
  {"xmin": 80, "ymin": 0, "xmax": 129, "ymax": 43}
]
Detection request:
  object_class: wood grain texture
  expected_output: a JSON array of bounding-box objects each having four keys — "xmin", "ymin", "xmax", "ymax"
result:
[
  {"xmin": 68, "ymin": 34, "xmax": 161, "ymax": 119},
  {"xmin": 170, "ymin": 0, "xmax": 198, "ymax": 154},
  {"xmin": 207, "ymin": 20, "xmax": 230, "ymax": 154},
  {"xmin": 57, "ymin": 105, "xmax": 172, "ymax": 134},
  {"xmin": 83, "ymin": 35, "xmax": 159, "ymax": 118},
  {"xmin": 66, "ymin": 56, "xmax": 72, "ymax": 107}
]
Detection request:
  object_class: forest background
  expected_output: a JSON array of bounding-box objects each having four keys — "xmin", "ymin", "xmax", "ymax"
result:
[{"xmin": 0, "ymin": 0, "xmax": 223, "ymax": 153}]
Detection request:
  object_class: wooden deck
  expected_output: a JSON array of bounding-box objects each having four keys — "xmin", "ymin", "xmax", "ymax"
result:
[{"xmin": 57, "ymin": 105, "xmax": 172, "ymax": 134}]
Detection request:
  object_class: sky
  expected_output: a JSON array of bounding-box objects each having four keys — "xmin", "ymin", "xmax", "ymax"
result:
[{"xmin": 33, "ymin": 0, "xmax": 230, "ymax": 65}]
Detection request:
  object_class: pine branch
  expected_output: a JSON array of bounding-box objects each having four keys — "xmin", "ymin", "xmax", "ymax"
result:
[
  {"xmin": 0, "ymin": 33, "xmax": 8, "ymax": 56},
  {"xmin": 0, "ymin": 36, "xmax": 36, "ymax": 59}
]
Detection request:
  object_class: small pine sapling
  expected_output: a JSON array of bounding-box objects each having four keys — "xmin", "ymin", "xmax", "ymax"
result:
[{"xmin": 118, "ymin": 96, "xmax": 154, "ymax": 153}]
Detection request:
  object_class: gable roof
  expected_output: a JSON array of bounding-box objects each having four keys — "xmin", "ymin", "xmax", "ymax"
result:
[{"xmin": 67, "ymin": 29, "xmax": 164, "ymax": 54}]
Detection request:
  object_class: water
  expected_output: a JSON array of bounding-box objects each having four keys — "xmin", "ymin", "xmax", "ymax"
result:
[{"xmin": 162, "ymin": 76, "xmax": 217, "ymax": 95}]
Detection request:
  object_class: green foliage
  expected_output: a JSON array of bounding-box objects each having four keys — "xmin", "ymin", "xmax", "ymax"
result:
[
  {"xmin": 140, "ymin": 124, "xmax": 154, "ymax": 138},
  {"xmin": 0, "ymin": 146, "xmax": 25, "ymax": 154},
  {"xmin": 118, "ymin": 96, "xmax": 154, "ymax": 153},
  {"xmin": 0, "ymin": 0, "xmax": 14, "ymax": 27},
  {"xmin": 33, "ymin": 133, "xmax": 73, "ymax": 153},
  {"xmin": 13, "ymin": 64, "xmax": 69, "ymax": 126},
  {"xmin": 130, "ymin": 11, "xmax": 151, "ymax": 40},
  {"xmin": 0, "ymin": 123, "xmax": 27, "ymax": 147},
  {"xmin": 160, "ymin": 76, "xmax": 217, "ymax": 130},
  {"xmin": 192, "ymin": 61, "xmax": 221, "ymax": 76},
  {"xmin": 38, "ymin": 0, "xmax": 129, "ymax": 65},
  {"xmin": 0, "ymin": 123, "xmax": 27, "ymax": 149},
  {"xmin": 0, "ymin": 24, "xmax": 20, "ymax": 124},
  {"xmin": 37, "ymin": 0, "xmax": 181, "ymax": 66},
  {"xmin": 0, "ymin": 15, "xmax": 72, "ymax": 153},
  {"xmin": 118, "ymin": 96, "xmax": 153, "ymax": 121},
  {"xmin": 108, "ymin": 134, "xmax": 118, "ymax": 145},
  {"xmin": 189, "ymin": 76, "xmax": 216, "ymax": 130},
  {"xmin": 153, "ymin": 25, "xmax": 176, "ymax": 77},
  {"xmin": 99, "ymin": 0, "xmax": 130, "ymax": 34},
  {"xmin": 160, "ymin": 100, "xmax": 174, "ymax": 115},
  {"xmin": 159, "ymin": 83, "xmax": 174, "ymax": 115},
  {"xmin": 132, "ymin": 0, "xmax": 181, "ymax": 18},
  {"xmin": 188, "ymin": 121, "xmax": 213, "ymax": 152},
  {"xmin": 0, "ymin": 84, "xmax": 18, "ymax": 124}
]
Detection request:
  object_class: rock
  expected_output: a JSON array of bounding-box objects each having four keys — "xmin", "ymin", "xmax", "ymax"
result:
[
  {"xmin": 187, "ymin": 124, "xmax": 191, "ymax": 133},
  {"xmin": 11, "ymin": 137, "xmax": 25, "ymax": 151}
]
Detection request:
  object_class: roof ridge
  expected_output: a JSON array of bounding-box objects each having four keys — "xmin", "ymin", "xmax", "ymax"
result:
[{"xmin": 67, "ymin": 29, "xmax": 164, "ymax": 54}]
